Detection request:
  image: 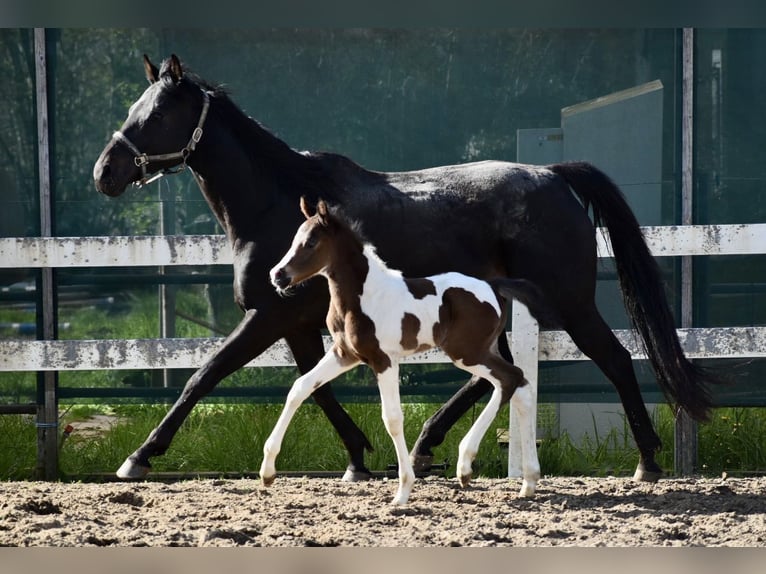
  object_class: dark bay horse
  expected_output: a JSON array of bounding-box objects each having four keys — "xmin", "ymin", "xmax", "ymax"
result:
[
  {"xmin": 262, "ymin": 197, "xmax": 546, "ymax": 504},
  {"xmin": 93, "ymin": 54, "xmax": 717, "ymax": 483}
]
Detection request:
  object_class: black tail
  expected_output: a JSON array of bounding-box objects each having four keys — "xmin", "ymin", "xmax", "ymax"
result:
[
  {"xmin": 489, "ymin": 277, "xmax": 560, "ymax": 329},
  {"xmin": 550, "ymin": 161, "xmax": 720, "ymax": 422}
]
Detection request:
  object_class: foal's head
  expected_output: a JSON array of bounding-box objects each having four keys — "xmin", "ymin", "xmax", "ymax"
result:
[{"xmin": 270, "ymin": 197, "xmax": 358, "ymax": 293}]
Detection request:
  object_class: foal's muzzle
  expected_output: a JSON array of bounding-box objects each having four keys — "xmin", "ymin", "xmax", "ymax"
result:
[{"xmin": 270, "ymin": 268, "xmax": 292, "ymax": 291}]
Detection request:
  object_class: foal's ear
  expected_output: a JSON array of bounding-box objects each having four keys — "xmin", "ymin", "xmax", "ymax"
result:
[
  {"xmin": 316, "ymin": 199, "xmax": 330, "ymax": 225},
  {"xmin": 299, "ymin": 196, "xmax": 314, "ymax": 219},
  {"xmin": 143, "ymin": 54, "xmax": 159, "ymax": 84}
]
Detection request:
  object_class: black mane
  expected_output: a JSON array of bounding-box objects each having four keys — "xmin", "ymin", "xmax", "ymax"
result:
[{"xmin": 176, "ymin": 61, "xmax": 338, "ymax": 202}]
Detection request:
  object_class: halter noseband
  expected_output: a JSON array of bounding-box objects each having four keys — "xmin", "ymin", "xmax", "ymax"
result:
[{"xmin": 112, "ymin": 89, "xmax": 211, "ymax": 187}]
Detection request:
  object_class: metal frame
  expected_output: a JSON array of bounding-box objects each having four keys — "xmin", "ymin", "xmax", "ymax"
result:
[{"xmin": 5, "ymin": 27, "xmax": 764, "ymax": 479}]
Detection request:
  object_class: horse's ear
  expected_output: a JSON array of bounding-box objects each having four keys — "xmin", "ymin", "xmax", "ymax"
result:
[
  {"xmin": 299, "ymin": 196, "xmax": 314, "ymax": 219},
  {"xmin": 143, "ymin": 54, "xmax": 159, "ymax": 84},
  {"xmin": 168, "ymin": 54, "xmax": 184, "ymax": 83}
]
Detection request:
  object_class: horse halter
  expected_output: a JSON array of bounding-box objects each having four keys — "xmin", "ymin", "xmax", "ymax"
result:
[{"xmin": 111, "ymin": 89, "xmax": 211, "ymax": 187}]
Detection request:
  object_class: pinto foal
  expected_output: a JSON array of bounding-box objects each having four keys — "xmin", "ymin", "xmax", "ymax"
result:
[{"xmin": 260, "ymin": 198, "xmax": 543, "ymax": 505}]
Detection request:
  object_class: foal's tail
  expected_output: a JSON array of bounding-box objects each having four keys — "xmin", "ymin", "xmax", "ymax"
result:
[{"xmin": 549, "ymin": 161, "xmax": 720, "ymax": 422}]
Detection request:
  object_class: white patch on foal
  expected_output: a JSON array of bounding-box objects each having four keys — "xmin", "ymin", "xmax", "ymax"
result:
[{"xmin": 359, "ymin": 244, "xmax": 500, "ymax": 356}]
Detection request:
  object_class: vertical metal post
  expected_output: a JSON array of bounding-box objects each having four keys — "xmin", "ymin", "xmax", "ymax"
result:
[
  {"xmin": 508, "ymin": 301, "xmax": 539, "ymax": 478},
  {"xmin": 34, "ymin": 28, "xmax": 59, "ymax": 480},
  {"xmin": 675, "ymin": 27, "xmax": 698, "ymax": 476},
  {"xmin": 159, "ymin": 179, "xmax": 176, "ymax": 388}
]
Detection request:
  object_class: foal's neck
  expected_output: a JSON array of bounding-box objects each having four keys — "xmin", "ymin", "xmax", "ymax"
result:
[{"xmin": 325, "ymin": 242, "xmax": 399, "ymax": 310}]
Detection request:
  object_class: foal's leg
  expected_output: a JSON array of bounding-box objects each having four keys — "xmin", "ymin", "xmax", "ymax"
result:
[
  {"xmin": 410, "ymin": 376, "xmax": 492, "ymax": 472},
  {"xmin": 377, "ymin": 364, "xmax": 416, "ymax": 505},
  {"xmin": 454, "ymin": 356, "xmax": 540, "ymax": 497},
  {"xmin": 285, "ymin": 330, "xmax": 374, "ymax": 482},
  {"xmin": 260, "ymin": 350, "xmax": 358, "ymax": 486},
  {"xmin": 508, "ymin": 381, "xmax": 541, "ymax": 497},
  {"xmin": 410, "ymin": 333, "xmax": 511, "ymax": 470}
]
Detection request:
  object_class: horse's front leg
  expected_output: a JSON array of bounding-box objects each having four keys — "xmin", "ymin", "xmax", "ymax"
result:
[
  {"xmin": 117, "ymin": 308, "xmax": 278, "ymax": 479},
  {"xmin": 260, "ymin": 349, "xmax": 358, "ymax": 486},
  {"xmin": 285, "ymin": 330, "xmax": 374, "ymax": 482},
  {"xmin": 377, "ymin": 364, "xmax": 415, "ymax": 505}
]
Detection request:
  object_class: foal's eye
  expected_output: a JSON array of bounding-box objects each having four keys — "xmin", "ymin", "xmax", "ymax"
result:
[{"xmin": 305, "ymin": 236, "xmax": 318, "ymax": 249}]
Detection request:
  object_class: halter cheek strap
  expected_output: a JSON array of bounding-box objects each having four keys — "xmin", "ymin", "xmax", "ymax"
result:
[{"xmin": 112, "ymin": 89, "xmax": 211, "ymax": 187}]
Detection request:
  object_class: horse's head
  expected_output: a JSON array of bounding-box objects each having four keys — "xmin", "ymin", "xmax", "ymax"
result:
[
  {"xmin": 270, "ymin": 197, "xmax": 339, "ymax": 294},
  {"xmin": 93, "ymin": 54, "xmax": 210, "ymax": 197}
]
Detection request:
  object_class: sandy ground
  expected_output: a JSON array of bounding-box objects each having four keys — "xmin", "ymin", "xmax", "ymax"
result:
[{"xmin": 1, "ymin": 475, "xmax": 765, "ymax": 547}]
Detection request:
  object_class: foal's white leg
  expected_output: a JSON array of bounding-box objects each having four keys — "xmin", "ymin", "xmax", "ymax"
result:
[
  {"xmin": 510, "ymin": 382, "xmax": 541, "ymax": 497},
  {"xmin": 260, "ymin": 350, "xmax": 357, "ymax": 486},
  {"xmin": 377, "ymin": 364, "xmax": 415, "ymax": 505},
  {"xmin": 455, "ymin": 376, "xmax": 504, "ymax": 487}
]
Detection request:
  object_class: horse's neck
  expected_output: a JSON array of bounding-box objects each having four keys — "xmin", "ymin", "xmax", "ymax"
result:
[
  {"xmin": 190, "ymin": 162, "xmax": 272, "ymax": 242},
  {"xmin": 188, "ymin": 105, "xmax": 303, "ymax": 242}
]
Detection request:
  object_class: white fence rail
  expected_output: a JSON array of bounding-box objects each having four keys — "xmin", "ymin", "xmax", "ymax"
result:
[
  {"xmin": 2, "ymin": 223, "xmax": 766, "ymax": 270},
  {"xmin": 2, "ymin": 224, "xmax": 765, "ymax": 373}
]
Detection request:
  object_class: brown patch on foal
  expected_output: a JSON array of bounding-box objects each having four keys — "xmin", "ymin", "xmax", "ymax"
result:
[
  {"xmin": 406, "ymin": 278, "xmax": 437, "ymax": 300},
  {"xmin": 438, "ymin": 287, "xmax": 504, "ymax": 361},
  {"xmin": 401, "ymin": 312, "xmax": 433, "ymax": 353}
]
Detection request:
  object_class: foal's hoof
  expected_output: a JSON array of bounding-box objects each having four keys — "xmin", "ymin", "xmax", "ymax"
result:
[
  {"xmin": 519, "ymin": 479, "xmax": 537, "ymax": 498},
  {"xmin": 633, "ymin": 463, "xmax": 663, "ymax": 483},
  {"xmin": 342, "ymin": 468, "xmax": 373, "ymax": 482},
  {"xmin": 458, "ymin": 472, "xmax": 472, "ymax": 488},
  {"xmin": 411, "ymin": 454, "xmax": 433, "ymax": 474},
  {"xmin": 116, "ymin": 457, "xmax": 150, "ymax": 480},
  {"xmin": 260, "ymin": 474, "xmax": 276, "ymax": 487}
]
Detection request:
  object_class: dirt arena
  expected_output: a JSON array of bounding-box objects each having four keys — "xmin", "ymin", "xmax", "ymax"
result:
[{"xmin": 1, "ymin": 474, "xmax": 765, "ymax": 547}]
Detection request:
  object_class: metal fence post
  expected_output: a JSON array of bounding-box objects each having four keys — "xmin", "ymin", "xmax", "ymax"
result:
[
  {"xmin": 34, "ymin": 27, "xmax": 59, "ymax": 480},
  {"xmin": 675, "ymin": 27, "xmax": 698, "ymax": 476}
]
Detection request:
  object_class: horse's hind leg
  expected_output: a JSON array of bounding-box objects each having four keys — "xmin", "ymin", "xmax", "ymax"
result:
[
  {"xmin": 410, "ymin": 375, "xmax": 493, "ymax": 471},
  {"xmin": 376, "ymin": 364, "xmax": 416, "ymax": 505},
  {"xmin": 564, "ymin": 304, "xmax": 663, "ymax": 481},
  {"xmin": 260, "ymin": 349, "xmax": 358, "ymax": 486},
  {"xmin": 286, "ymin": 330, "xmax": 375, "ymax": 482}
]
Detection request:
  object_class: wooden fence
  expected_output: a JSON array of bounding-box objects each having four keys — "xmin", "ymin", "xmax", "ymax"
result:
[{"xmin": 1, "ymin": 223, "xmax": 766, "ymax": 478}]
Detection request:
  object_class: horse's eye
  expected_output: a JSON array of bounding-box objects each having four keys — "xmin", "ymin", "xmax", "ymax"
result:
[
  {"xmin": 305, "ymin": 236, "xmax": 318, "ymax": 249},
  {"xmin": 150, "ymin": 110, "xmax": 164, "ymax": 121}
]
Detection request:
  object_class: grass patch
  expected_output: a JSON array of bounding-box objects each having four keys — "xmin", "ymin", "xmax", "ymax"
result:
[{"xmin": 2, "ymin": 401, "xmax": 766, "ymax": 481}]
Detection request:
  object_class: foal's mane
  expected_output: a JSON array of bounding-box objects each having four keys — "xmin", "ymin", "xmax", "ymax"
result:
[{"xmin": 322, "ymin": 201, "xmax": 392, "ymax": 270}]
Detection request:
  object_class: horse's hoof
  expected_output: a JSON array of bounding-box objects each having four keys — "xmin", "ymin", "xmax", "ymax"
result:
[
  {"xmin": 458, "ymin": 472, "xmax": 472, "ymax": 488},
  {"xmin": 342, "ymin": 468, "xmax": 372, "ymax": 482},
  {"xmin": 411, "ymin": 454, "xmax": 433, "ymax": 473},
  {"xmin": 633, "ymin": 465, "xmax": 663, "ymax": 482},
  {"xmin": 116, "ymin": 457, "xmax": 150, "ymax": 480}
]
